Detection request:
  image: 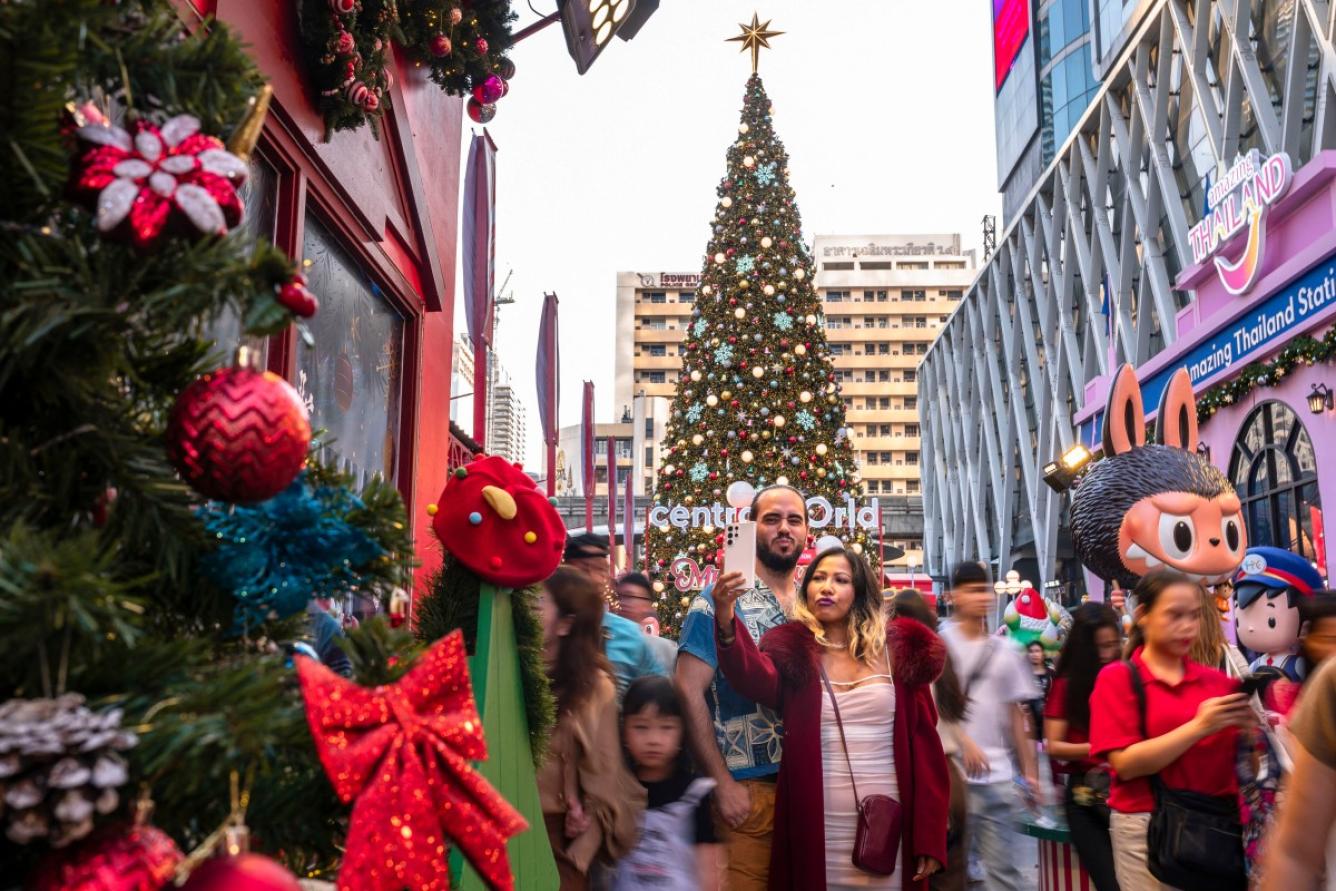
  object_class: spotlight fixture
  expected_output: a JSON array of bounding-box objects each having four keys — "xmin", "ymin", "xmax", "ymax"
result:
[
  {"xmin": 1042, "ymin": 443, "xmax": 1093, "ymax": 493},
  {"xmin": 560, "ymin": 0, "xmax": 641, "ymax": 74},
  {"xmin": 1308, "ymin": 382, "xmax": 1333, "ymax": 415}
]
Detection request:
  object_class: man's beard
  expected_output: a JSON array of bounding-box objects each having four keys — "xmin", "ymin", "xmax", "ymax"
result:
[{"xmin": 757, "ymin": 538, "xmax": 800, "ymax": 574}]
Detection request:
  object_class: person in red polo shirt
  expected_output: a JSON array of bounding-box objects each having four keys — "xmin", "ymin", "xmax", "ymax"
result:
[{"xmin": 1089, "ymin": 568, "xmax": 1255, "ymax": 891}]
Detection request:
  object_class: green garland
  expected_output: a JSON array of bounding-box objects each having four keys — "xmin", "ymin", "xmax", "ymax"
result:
[
  {"xmin": 415, "ymin": 555, "xmax": 555, "ymax": 764},
  {"xmin": 297, "ymin": 0, "xmax": 397, "ymax": 138},
  {"xmin": 1195, "ymin": 326, "xmax": 1336, "ymax": 420},
  {"xmin": 397, "ymin": 0, "xmax": 516, "ymax": 100}
]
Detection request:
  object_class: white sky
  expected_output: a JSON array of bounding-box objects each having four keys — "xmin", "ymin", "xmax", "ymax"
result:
[{"xmin": 466, "ymin": 1, "xmax": 1004, "ymax": 465}]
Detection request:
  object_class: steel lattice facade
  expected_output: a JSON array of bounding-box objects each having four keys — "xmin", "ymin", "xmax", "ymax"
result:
[{"xmin": 921, "ymin": 0, "xmax": 1336, "ymax": 586}]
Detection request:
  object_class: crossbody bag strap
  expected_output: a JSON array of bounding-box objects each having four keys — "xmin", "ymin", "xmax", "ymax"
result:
[
  {"xmin": 962, "ymin": 638, "xmax": 997, "ymax": 701},
  {"xmin": 818, "ymin": 661, "xmax": 862, "ymax": 806},
  {"xmin": 1124, "ymin": 659, "xmax": 1165, "ymax": 798}
]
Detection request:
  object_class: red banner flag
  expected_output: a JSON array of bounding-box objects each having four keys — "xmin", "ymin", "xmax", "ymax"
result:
[
  {"xmin": 536, "ymin": 294, "xmax": 559, "ymax": 495},
  {"xmin": 462, "ymin": 132, "xmax": 497, "ymax": 445},
  {"xmin": 581, "ymin": 382, "xmax": 595, "ymax": 532}
]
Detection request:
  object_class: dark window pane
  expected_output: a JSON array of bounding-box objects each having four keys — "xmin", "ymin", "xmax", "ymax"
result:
[{"xmin": 297, "ymin": 215, "xmax": 405, "ymax": 488}]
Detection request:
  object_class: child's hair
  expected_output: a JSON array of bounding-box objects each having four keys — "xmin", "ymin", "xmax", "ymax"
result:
[{"xmin": 621, "ymin": 675, "xmax": 690, "ymax": 773}]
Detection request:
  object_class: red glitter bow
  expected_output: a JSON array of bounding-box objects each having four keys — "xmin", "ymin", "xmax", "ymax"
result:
[{"xmin": 297, "ymin": 631, "xmax": 527, "ymax": 891}]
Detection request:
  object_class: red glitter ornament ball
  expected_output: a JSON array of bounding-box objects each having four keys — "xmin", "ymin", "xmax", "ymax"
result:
[
  {"xmin": 180, "ymin": 854, "xmax": 301, "ymax": 891},
  {"xmin": 430, "ymin": 34, "xmax": 452, "ymax": 56},
  {"xmin": 466, "ymin": 98, "xmax": 496, "ymax": 123},
  {"xmin": 474, "ymin": 37, "xmax": 489, "ymax": 54},
  {"xmin": 29, "ymin": 823, "xmax": 183, "ymax": 891},
  {"xmin": 166, "ymin": 366, "xmax": 311, "ymax": 504}
]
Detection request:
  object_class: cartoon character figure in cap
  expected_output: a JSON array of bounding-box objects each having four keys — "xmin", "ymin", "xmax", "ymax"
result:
[{"xmin": 1234, "ymin": 546, "xmax": 1325, "ymax": 681}]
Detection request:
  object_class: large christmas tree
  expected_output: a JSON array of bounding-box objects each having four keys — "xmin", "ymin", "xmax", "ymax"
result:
[{"xmin": 647, "ymin": 73, "xmax": 873, "ymax": 634}]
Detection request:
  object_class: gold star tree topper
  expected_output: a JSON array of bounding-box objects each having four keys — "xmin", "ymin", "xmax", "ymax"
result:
[{"xmin": 727, "ymin": 13, "xmax": 784, "ymax": 74}]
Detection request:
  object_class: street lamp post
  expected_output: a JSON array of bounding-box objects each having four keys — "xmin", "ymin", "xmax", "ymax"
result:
[{"xmin": 992, "ymin": 569, "xmax": 1026, "ymax": 632}]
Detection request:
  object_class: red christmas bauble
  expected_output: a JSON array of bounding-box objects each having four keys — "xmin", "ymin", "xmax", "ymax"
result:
[
  {"xmin": 29, "ymin": 823, "xmax": 183, "ymax": 891},
  {"xmin": 180, "ymin": 854, "xmax": 301, "ymax": 891},
  {"xmin": 475, "ymin": 37, "xmax": 490, "ymax": 54},
  {"xmin": 466, "ymin": 98, "xmax": 496, "ymax": 123},
  {"xmin": 276, "ymin": 273, "xmax": 318, "ymax": 318},
  {"xmin": 430, "ymin": 34, "xmax": 453, "ymax": 57},
  {"xmin": 166, "ymin": 367, "xmax": 311, "ymax": 504}
]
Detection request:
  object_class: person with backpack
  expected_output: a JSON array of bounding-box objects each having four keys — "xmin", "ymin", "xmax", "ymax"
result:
[
  {"xmin": 1088, "ymin": 568, "xmax": 1256, "ymax": 891},
  {"xmin": 939, "ymin": 562, "xmax": 1039, "ymax": 891}
]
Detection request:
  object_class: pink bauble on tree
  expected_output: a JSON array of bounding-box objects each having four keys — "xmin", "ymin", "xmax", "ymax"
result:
[
  {"xmin": 166, "ymin": 364, "xmax": 311, "ymax": 504},
  {"xmin": 472, "ymin": 74, "xmax": 505, "ymax": 104},
  {"xmin": 180, "ymin": 854, "xmax": 302, "ymax": 891},
  {"xmin": 29, "ymin": 823, "xmax": 182, "ymax": 891}
]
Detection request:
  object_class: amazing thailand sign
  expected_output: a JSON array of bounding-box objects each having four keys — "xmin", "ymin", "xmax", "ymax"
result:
[{"xmin": 1188, "ymin": 150, "xmax": 1294, "ymax": 296}]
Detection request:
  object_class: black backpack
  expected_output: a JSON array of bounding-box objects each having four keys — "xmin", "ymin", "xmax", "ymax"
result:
[{"xmin": 1125, "ymin": 661, "xmax": 1247, "ymax": 891}]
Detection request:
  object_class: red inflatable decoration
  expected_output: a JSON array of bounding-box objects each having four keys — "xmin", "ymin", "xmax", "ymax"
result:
[{"xmin": 428, "ymin": 454, "xmax": 565, "ymax": 588}]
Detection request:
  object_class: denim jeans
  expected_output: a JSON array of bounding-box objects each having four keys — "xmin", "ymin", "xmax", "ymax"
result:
[{"xmin": 966, "ymin": 781, "xmax": 1025, "ymax": 891}]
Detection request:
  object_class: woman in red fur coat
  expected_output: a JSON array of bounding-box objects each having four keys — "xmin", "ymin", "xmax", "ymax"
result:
[{"xmin": 712, "ymin": 547, "xmax": 949, "ymax": 891}]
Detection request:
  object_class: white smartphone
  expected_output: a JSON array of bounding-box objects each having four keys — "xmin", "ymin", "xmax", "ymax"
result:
[{"xmin": 723, "ymin": 520, "xmax": 757, "ymax": 591}]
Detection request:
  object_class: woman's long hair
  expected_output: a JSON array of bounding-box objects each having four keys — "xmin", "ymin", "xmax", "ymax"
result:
[
  {"xmin": 544, "ymin": 566, "xmax": 613, "ymax": 715},
  {"xmin": 792, "ymin": 548, "xmax": 886, "ymax": 664},
  {"xmin": 1189, "ymin": 583, "xmax": 1227, "ymax": 669},
  {"xmin": 1054, "ymin": 602, "xmax": 1121, "ymax": 732},
  {"xmin": 1124, "ymin": 567, "xmax": 1200, "ymax": 658},
  {"xmin": 891, "ymin": 589, "xmax": 967, "ymax": 722}
]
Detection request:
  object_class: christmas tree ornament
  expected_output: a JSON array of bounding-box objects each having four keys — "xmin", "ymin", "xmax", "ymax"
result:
[
  {"xmin": 196, "ymin": 471, "xmax": 385, "ymax": 628},
  {"xmin": 68, "ymin": 115, "xmax": 248, "ymax": 251},
  {"xmin": 429, "ymin": 454, "xmax": 565, "ymax": 588},
  {"xmin": 0, "ymin": 694, "xmax": 136, "ymax": 847},
  {"xmin": 466, "ymin": 98, "xmax": 496, "ymax": 123},
  {"xmin": 275, "ymin": 272, "xmax": 319, "ymax": 318},
  {"xmin": 298, "ymin": 632, "xmax": 526, "ymax": 891},
  {"xmin": 430, "ymin": 34, "xmax": 453, "ymax": 56},
  {"xmin": 28, "ymin": 823, "xmax": 182, "ymax": 891},
  {"xmin": 166, "ymin": 358, "xmax": 310, "ymax": 504},
  {"xmin": 180, "ymin": 854, "xmax": 301, "ymax": 891},
  {"xmin": 472, "ymin": 74, "xmax": 506, "ymax": 103}
]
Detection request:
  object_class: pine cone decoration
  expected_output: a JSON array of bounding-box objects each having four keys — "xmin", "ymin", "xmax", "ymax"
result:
[{"xmin": 0, "ymin": 694, "xmax": 136, "ymax": 847}]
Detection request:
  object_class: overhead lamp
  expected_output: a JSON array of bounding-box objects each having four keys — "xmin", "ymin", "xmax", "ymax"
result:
[
  {"xmin": 1308, "ymin": 382, "xmax": 1333, "ymax": 415},
  {"xmin": 560, "ymin": 0, "xmax": 641, "ymax": 74},
  {"xmin": 1042, "ymin": 443, "xmax": 1093, "ymax": 493}
]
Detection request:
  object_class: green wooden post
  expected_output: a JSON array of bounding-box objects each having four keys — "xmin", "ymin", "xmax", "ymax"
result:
[{"xmin": 450, "ymin": 584, "xmax": 558, "ymax": 890}]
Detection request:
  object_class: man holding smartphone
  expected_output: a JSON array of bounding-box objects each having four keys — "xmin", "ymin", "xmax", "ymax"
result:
[{"xmin": 675, "ymin": 485, "xmax": 807, "ymax": 891}]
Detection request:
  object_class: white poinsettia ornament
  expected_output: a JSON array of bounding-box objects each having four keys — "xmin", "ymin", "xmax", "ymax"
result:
[{"xmin": 68, "ymin": 113, "xmax": 248, "ymax": 251}]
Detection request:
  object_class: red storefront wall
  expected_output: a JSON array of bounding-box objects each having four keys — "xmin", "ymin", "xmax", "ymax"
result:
[{"xmin": 198, "ymin": 0, "xmax": 465, "ymax": 594}]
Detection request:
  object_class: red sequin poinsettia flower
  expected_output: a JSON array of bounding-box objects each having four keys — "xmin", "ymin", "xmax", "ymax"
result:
[
  {"xmin": 68, "ymin": 114, "xmax": 248, "ymax": 250},
  {"xmin": 297, "ymin": 631, "xmax": 527, "ymax": 891}
]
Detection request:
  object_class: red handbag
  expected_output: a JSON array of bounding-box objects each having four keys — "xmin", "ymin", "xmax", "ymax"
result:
[{"xmin": 819, "ymin": 662, "xmax": 903, "ymax": 876}]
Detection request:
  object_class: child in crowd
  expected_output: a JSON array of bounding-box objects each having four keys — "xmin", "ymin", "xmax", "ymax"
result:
[{"xmin": 613, "ymin": 676, "xmax": 721, "ymax": 891}]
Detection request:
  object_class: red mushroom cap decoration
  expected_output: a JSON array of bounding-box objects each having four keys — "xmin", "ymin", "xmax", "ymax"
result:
[{"xmin": 429, "ymin": 455, "xmax": 565, "ymax": 588}]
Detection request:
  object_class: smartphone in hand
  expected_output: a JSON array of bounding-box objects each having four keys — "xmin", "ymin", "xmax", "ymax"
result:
[{"xmin": 723, "ymin": 520, "xmax": 757, "ymax": 591}]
